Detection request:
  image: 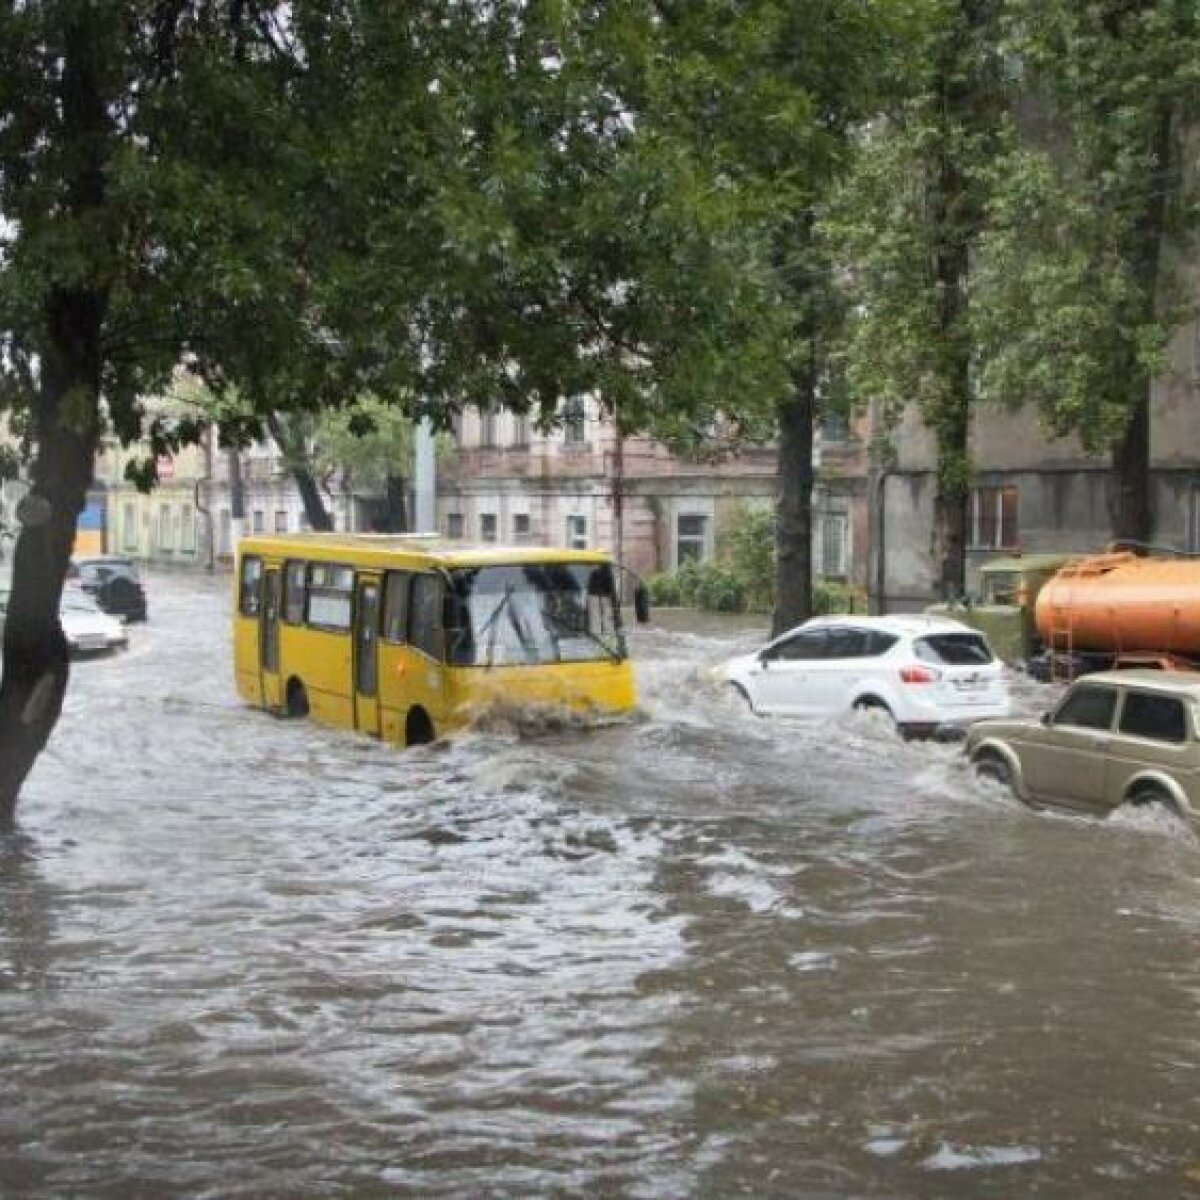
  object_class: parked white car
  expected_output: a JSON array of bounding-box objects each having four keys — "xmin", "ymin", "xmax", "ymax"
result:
[
  {"xmin": 0, "ymin": 586, "xmax": 128, "ymax": 656},
  {"xmin": 719, "ymin": 614, "xmax": 1010, "ymax": 736}
]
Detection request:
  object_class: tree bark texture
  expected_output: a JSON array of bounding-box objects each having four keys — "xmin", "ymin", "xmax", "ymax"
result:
[
  {"xmin": 772, "ymin": 373, "xmax": 815, "ymax": 637},
  {"xmin": 0, "ymin": 18, "xmax": 109, "ymax": 819},
  {"xmin": 926, "ymin": 73, "xmax": 973, "ymax": 602},
  {"xmin": 266, "ymin": 413, "xmax": 334, "ymax": 532},
  {"xmin": 0, "ymin": 304, "xmax": 102, "ymax": 820},
  {"xmin": 384, "ymin": 474, "xmax": 409, "ymax": 533},
  {"xmin": 1107, "ymin": 102, "xmax": 1172, "ymax": 546}
]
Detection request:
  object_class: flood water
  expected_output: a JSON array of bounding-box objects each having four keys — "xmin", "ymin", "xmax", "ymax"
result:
[{"xmin": 4, "ymin": 571, "xmax": 1200, "ymax": 1197}]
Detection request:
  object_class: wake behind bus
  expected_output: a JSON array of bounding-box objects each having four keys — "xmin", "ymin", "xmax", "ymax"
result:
[{"xmin": 233, "ymin": 533, "xmax": 644, "ymax": 747}]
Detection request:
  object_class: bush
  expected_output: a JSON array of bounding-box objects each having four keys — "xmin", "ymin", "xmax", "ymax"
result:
[
  {"xmin": 723, "ymin": 505, "xmax": 775, "ymax": 612},
  {"xmin": 645, "ymin": 571, "xmax": 682, "ymax": 606},
  {"xmin": 692, "ymin": 561, "xmax": 745, "ymax": 612},
  {"xmin": 812, "ymin": 580, "xmax": 864, "ymax": 615}
]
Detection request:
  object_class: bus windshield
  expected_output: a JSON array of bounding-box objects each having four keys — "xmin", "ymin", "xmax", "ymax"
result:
[{"xmin": 446, "ymin": 562, "xmax": 624, "ymax": 667}]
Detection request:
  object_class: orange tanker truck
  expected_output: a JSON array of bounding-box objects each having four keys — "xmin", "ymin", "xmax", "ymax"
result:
[{"xmin": 1034, "ymin": 550, "xmax": 1200, "ymax": 677}]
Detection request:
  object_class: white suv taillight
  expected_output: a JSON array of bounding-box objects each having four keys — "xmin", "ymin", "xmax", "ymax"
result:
[{"xmin": 899, "ymin": 664, "xmax": 941, "ymax": 684}]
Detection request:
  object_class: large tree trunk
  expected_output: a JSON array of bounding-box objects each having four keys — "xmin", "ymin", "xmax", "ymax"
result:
[
  {"xmin": 0, "ymin": 301, "xmax": 102, "ymax": 820},
  {"xmin": 772, "ymin": 368, "xmax": 815, "ymax": 637},
  {"xmin": 0, "ymin": 17, "xmax": 108, "ymax": 820},
  {"xmin": 266, "ymin": 412, "xmax": 333, "ymax": 532},
  {"xmin": 1109, "ymin": 391, "xmax": 1152, "ymax": 545},
  {"xmin": 927, "ymin": 86, "xmax": 973, "ymax": 601},
  {"xmin": 1107, "ymin": 103, "xmax": 1171, "ymax": 547},
  {"xmin": 384, "ymin": 474, "xmax": 409, "ymax": 533}
]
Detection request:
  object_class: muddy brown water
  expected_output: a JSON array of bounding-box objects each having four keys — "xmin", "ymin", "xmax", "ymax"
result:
[{"xmin": 3, "ymin": 575, "xmax": 1200, "ymax": 1197}]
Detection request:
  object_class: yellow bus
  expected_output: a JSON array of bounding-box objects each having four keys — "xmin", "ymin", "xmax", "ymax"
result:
[{"xmin": 233, "ymin": 533, "xmax": 643, "ymax": 746}]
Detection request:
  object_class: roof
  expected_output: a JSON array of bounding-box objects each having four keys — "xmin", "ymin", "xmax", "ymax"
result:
[
  {"xmin": 1072, "ymin": 669, "xmax": 1200, "ymax": 695},
  {"xmin": 237, "ymin": 532, "xmax": 612, "ymax": 568},
  {"xmin": 792, "ymin": 613, "xmax": 978, "ymax": 635}
]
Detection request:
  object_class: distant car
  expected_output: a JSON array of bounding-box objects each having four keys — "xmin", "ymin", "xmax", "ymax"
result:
[
  {"xmin": 68, "ymin": 555, "xmax": 148, "ymax": 622},
  {"xmin": 719, "ymin": 614, "xmax": 1010, "ymax": 736},
  {"xmin": 0, "ymin": 586, "xmax": 128, "ymax": 656},
  {"xmin": 967, "ymin": 669, "xmax": 1200, "ymax": 821}
]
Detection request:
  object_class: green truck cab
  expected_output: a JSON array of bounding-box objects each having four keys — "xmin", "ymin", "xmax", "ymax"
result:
[{"xmin": 926, "ymin": 554, "xmax": 1074, "ymax": 665}]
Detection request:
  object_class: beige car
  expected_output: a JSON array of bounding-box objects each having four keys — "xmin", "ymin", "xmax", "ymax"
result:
[{"xmin": 966, "ymin": 670, "xmax": 1200, "ymax": 821}]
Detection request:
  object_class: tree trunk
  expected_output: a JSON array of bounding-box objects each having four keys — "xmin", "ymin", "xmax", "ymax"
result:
[
  {"xmin": 266, "ymin": 412, "xmax": 333, "ymax": 532},
  {"xmin": 1107, "ymin": 102, "xmax": 1171, "ymax": 548},
  {"xmin": 1109, "ymin": 391, "xmax": 1151, "ymax": 545},
  {"xmin": 927, "ymin": 99, "xmax": 972, "ymax": 601},
  {"xmin": 292, "ymin": 468, "xmax": 335, "ymax": 532},
  {"xmin": 385, "ymin": 474, "xmax": 409, "ymax": 533},
  {"xmin": 772, "ymin": 370, "xmax": 815, "ymax": 637},
  {"xmin": 0, "ymin": 17, "xmax": 108, "ymax": 820},
  {"xmin": 0, "ymin": 304, "xmax": 102, "ymax": 820}
]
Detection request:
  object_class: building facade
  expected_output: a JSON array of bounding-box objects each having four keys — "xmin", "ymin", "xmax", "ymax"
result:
[
  {"xmin": 873, "ymin": 315, "xmax": 1200, "ymax": 611},
  {"xmin": 436, "ymin": 398, "xmax": 869, "ymax": 588}
]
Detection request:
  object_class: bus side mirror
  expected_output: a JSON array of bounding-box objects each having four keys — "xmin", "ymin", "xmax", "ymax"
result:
[{"xmin": 633, "ymin": 584, "xmax": 650, "ymax": 624}]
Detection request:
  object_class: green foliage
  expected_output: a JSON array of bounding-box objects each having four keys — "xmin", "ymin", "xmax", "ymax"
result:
[
  {"xmin": 972, "ymin": 2, "xmax": 1200, "ymax": 456},
  {"xmin": 645, "ymin": 571, "xmax": 682, "ymax": 607},
  {"xmin": 721, "ymin": 505, "xmax": 776, "ymax": 613},
  {"xmin": 812, "ymin": 580, "xmax": 865, "ymax": 617}
]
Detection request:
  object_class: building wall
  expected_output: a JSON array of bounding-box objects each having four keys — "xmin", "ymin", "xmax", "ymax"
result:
[{"xmin": 877, "ymin": 317, "xmax": 1200, "ymax": 609}]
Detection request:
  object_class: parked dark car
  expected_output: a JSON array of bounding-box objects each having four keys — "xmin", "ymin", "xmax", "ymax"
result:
[{"xmin": 67, "ymin": 555, "xmax": 148, "ymax": 622}]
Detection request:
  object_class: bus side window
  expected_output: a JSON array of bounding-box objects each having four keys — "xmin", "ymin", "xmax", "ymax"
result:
[
  {"xmin": 409, "ymin": 574, "xmax": 443, "ymax": 660},
  {"xmin": 283, "ymin": 560, "xmax": 307, "ymax": 624},
  {"xmin": 383, "ymin": 571, "xmax": 411, "ymax": 643},
  {"xmin": 239, "ymin": 556, "xmax": 263, "ymax": 616}
]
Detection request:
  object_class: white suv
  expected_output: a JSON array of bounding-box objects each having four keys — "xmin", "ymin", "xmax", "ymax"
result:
[{"xmin": 720, "ymin": 614, "xmax": 1010, "ymax": 736}]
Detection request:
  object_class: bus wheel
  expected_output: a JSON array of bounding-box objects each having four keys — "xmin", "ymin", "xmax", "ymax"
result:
[
  {"xmin": 285, "ymin": 679, "xmax": 309, "ymax": 719},
  {"xmin": 406, "ymin": 707, "xmax": 435, "ymax": 747}
]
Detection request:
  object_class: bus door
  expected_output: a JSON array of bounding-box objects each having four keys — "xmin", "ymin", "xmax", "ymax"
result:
[
  {"xmin": 260, "ymin": 567, "xmax": 283, "ymax": 711},
  {"xmin": 353, "ymin": 575, "xmax": 382, "ymax": 738}
]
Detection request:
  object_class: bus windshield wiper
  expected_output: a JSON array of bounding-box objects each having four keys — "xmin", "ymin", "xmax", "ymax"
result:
[{"xmin": 539, "ymin": 606, "xmax": 623, "ymax": 663}]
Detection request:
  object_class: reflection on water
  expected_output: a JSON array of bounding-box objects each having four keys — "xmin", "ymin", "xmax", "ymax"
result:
[{"xmin": 3, "ymin": 575, "xmax": 1200, "ymax": 1197}]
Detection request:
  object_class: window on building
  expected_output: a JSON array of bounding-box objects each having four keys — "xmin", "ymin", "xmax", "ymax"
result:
[
  {"xmin": 676, "ymin": 514, "xmax": 708, "ymax": 564},
  {"xmin": 815, "ymin": 504, "xmax": 849, "ymax": 579},
  {"xmin": 450, "ymin": 410, "xmax": 464, "ymax": 444},
  {"xmin": 480, "ymin": 406, "xmax": 498, "ymax": 448},
  {"xmin": 512, "ymin": 413, "xmax": 530, "ymax": 447},
  {"xmin": 123, "ymin": 502, "xmax": 138, "ymax": 552},
  {"xmin": 252, "ymin": 510, "xmax": 265, "ymax": 534},
  {"xmin": 1189, "ymin": 485, "xmax": 1200, "ymax": 553},
  {"xmin": 513, "ymin": 513, "xmax": 532, "ymax": 544},
  {"xmin": 566, "ymin": 514, "xmax": 588, "ymax": 550},
  {"xmin": 180, "ymin": 504, "xmax": 196, "ymax": 553},
  {"xmin": 158, "ymin": 502, "xmax": 174, "ymax": 551},
  {"xmin": 820, "ymin": 411, "xmax": 850, "ymax": 443},
  {"xmin": 480, "ymin": 513, "xmax": 498, "ymax": 543},
  {"xmin": 447, "ymin": 512, "xmax": 464, "ymax": 538},
  {"xmin": 563, "ymin": 396, "xmax": 586, "ymax": 445},
  {"xmin": 274, "ymin": 510, "xmax": 288, "ymax": 533},
  {"xmin": 970, "ymin": 485, "xmax": 1019, "ymax": 550},
  {"xmin": 218, "ymin": 509, "xmax": 232, "ymax": 557}
]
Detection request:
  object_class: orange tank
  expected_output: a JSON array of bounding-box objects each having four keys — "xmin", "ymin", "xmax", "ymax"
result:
[{"xmin": 1035, "ymin": 552, "xmax": 1200, "ymax": 657}]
